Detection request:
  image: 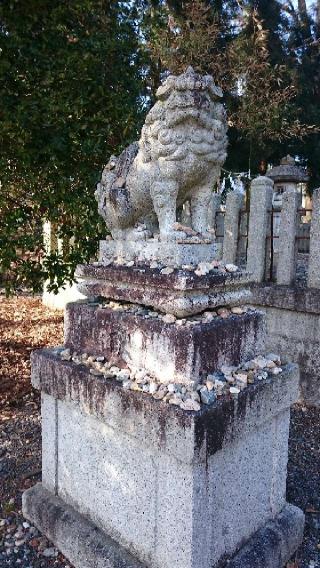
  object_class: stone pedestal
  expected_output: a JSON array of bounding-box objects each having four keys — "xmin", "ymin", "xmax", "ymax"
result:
[
  {"xmin": 64, "ymin": 301, "xmax": 264, "ymax": 383},
  {"xmin": 99, "ymin": 239, "xmax": 222, "ymax": 266},
  {"xmin": 75, "ymin": 263, "xmax": 253, "ymax": 317},
  {"xmin": 23, "ymin": 262, "xmax": 304, "ymax": 568}
]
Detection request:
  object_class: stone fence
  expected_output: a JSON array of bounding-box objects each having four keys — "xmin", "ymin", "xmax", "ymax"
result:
[
  {"xmin": 243, "ymin": 178, "xmax": 320, "ymax": 406},
  {"xmin": 245, "ymin": 176, "xmax": 316, "ymax": 287},
  {"xmin": 199, "ymin": 178, "xmax": 320, "ymax": 406}
]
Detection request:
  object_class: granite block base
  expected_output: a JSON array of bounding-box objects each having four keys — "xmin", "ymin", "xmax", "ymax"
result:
[
  {"xmin": 23, "ymin": 484, "xmax": 304, "ymax": 568},
  {"xmin": 26, "ymin": 349, "xmax": 303, "ymax": 568},
  {"xmin": 99, "ymin": 239, "xmax": 222, "ymax": 266},
  {"xmin": 75, "ymin": 263, "xmax": 253, "ymax": 317}
]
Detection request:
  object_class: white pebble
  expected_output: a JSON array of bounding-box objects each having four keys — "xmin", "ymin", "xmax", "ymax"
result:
[
  {"xmin": 180, "ymin": 399, "xmax": 201, "ymax": 411},
  {"xmin": 161, "ymin": 266, "xmax": 174, "ymax": 275},
  {"xmin": 225, "ymin": 263, "xmax": 238, "ymax": 273},
  {"xmin": 231, "ymin": 306, "xmax": 244, "ymax": 315},
  {"xmin": 162, "ymin": 314, "xmax": 176, "ymax": 324}
]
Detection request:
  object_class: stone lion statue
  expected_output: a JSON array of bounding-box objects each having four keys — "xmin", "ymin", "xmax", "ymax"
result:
[{"xmin": 95, "ymin": 67, "xmax": 228, "ymax": 242}]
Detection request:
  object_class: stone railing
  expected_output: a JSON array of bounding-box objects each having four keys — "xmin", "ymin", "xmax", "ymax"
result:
[
  {"xmin": 244, "ymin": 178, "xmax": 320, "ymax": 406},
  {"xmin": 213, "ymin": 191, "xmax": 249, "ymax": 269},
  {"xmin": 245, "ymin": 176, "xmax": 317, "ymax": 287}
]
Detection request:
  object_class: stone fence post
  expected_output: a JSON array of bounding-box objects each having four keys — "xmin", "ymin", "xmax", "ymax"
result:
[
  {"xmin": 222, "ymin": 191, "xmax": 244, "ymax": 265},
  {"xmin": 211, "ymin": 193, "xmax": 221, "ymax": 235},
  {"xmin": 43, "ymin": 221, "xmax": 60, "ymax": 255},
  {"xmin": 308, "ymin": 188, "xmax": 320, "ymax": 288},
  {"xmin": 276, "ymin": 192, "xmax": 299, "ymax": 286},
  {"xmin": 246, "ymin": 176, "xmax": 273, "ymax": 282},
  {"xmin": 42, "ymin": 221, "xmax": 85, "ymax": 309}
]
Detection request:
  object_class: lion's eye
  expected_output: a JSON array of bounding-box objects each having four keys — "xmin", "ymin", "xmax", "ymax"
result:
[
  {"xmin": 191, "ymin": 132, "xmax": 203, "ymax": 143},
  {"xmin": 158, "ymin": 129, "xmax": 172, "ymax": 144}
]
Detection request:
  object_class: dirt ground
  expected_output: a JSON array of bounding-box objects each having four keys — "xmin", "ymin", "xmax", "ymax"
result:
[
  {"xmin": 0, "ymin": 295, "xmax": 319, "ymax": 567},
  {"xmin": 0, "ymin": 295, "xmax": 63, "ymax": 410}
]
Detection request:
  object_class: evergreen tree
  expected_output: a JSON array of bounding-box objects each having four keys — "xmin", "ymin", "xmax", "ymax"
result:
[
  {"xmin": 0, "ymin": 0, "xmax": 146, "ymax": 292},
  {"xmin": 149, "ymin": 1, "xmax": 310, "ymax": 172},
  {"xmin": 148, "ymin": 0, "xmax": 319, "ymax": 181},
  {"xmin": 284, "ymin": 0, "xmax": 320, "ymax": 188}
]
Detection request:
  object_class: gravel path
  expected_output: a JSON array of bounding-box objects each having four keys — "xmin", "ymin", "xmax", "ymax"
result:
[
  {"xmin": 287, "ymin": 405, "xmax": 320, "ymax": 568},
  {"xmin": 0, "ymin": 393, "xmax": 72, "ymax": 567}
]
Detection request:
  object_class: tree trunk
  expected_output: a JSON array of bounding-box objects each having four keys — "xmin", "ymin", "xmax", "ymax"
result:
[
  {"xmin": 298, "ymin": 0, "xmax": 311, "ymax": 37},
  {"xmin": 298, "ymin": 0, "xmax": 307, "ymax": 16}
]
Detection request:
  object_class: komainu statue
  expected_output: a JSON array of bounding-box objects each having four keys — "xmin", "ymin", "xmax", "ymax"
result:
[{"xmin": 95, "ymin": 67, "xmax": 228, "ymax": 242}]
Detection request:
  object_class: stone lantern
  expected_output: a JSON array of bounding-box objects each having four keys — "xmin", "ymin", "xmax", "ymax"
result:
[
  {"xmin": 266, "ymin": 154, "xmax": 309, "ymax": 209},
  {"xmin": 266, "ymin": 156, "xmax": 310, "ymax": 256}
]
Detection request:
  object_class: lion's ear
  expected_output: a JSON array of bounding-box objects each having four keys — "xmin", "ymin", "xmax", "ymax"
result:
[{"xmin": 156, "ymin": 74, "xmax": 176, "ymax": 100}]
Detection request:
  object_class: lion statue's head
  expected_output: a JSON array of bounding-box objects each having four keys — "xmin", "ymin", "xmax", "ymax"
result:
[{"xmin": 139, "ymin": 66, "xmax": 228, "ymax": 168}]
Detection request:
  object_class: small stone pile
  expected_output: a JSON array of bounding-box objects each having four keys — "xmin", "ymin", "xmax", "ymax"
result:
[
  {"xmin": 159, "ymin": 260, "xmax": 239, "ymax": 276},
  {"xmin": 94, "ymin": 299, "xmax": 249, "ymax": 325},
  {"xmin": 57, "ymin": 347, "xmax": 283, "ymax": 413},
  {"xmin": 96, "ymin": 258, "xmax": 240, "ymax": 275},
  {"xmin": 0, "ymin": 516, "xmax": 68, "ymax": 565}
]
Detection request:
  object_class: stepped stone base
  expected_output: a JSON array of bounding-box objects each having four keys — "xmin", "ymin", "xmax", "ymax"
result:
[
  {"xmin": 64, "ymin": 302, "xmax": 264, "ymax": 383},
  {"xmin": 75, "ymin": 263, "xmax": 253, "ymax": 317},
  {"xmin": 23, "ymin": 484, "xmax": 304, "ymax": 568}
]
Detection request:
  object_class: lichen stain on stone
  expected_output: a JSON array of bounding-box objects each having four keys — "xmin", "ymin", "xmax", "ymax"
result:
[
  {"xmin": 191, "ymin": 313, "xmax": 258, "ymax": 374},
  {"xmin": 194, "ymin": 378, "xmax": 266, "ymax": 463},
  {"xmin": 194, "ymin": 398, "xmax": 235, "ymax": 461},
  {"xmin": 36, "ymin": 349, "xmax": 197, "ymax": 452}
]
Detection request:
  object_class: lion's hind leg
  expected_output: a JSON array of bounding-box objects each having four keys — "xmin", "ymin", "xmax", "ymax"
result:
[{"xmin": 190, "ymin": 183, "xmax": 214, "ymax": 239}]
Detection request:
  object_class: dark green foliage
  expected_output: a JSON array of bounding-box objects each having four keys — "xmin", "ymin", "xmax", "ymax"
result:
[
  {"xmin": 1, "ymin": 0, "xmax": 319, "ymax": 293},
  {"xmin": 0, "ymin": 0, "xmax": 146, "ymax": 293},
  {"xmin": 149, "ymin": 0, "xmax": 320, "ymax": 184}
]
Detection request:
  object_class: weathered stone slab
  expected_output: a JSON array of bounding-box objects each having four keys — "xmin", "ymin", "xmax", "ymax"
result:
[
  {"xmin": 251, "ymin": 283, "xmax": 320, "ymax": 405},
  {"xmin": 75, "ymin": 263, "xmax": 253, "ymax": 317},
  {"xmin": 23, "ymin": 483, "xmax": 146, "ymax": 568},
  {"xmin": 252, "ymin": 283, "xmax": 320, "ymax": 315},
  {"xmin": 28, "ymin": 349, "xmax": 302, "ymax": 568},
  {"xmin": 64, "ymin": 302, "xmax": 264, "ymax": 383},
  {"xmin": 31, "ymin": 350, "xmax": 298, "ymax": 454},
  {"xmin": 225, "ymin": 504, "xmax": 305, "ymax": 568},
  {"xmin": 23, "ymin": 485, "xmax": 304, "ymax": 568},
  {"xmin": 99, "ymin": 239, "xmax": 222, "ymax": 266}
]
